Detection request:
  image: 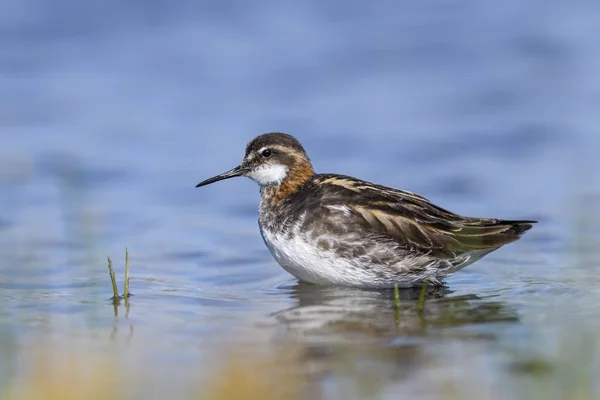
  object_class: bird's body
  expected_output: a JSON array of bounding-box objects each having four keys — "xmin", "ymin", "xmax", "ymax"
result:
[{"xmin": 196, "ymin": 133, "xmax": 535, "ymax": 288}]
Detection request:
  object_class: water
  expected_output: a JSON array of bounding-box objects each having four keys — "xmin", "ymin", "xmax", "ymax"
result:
[{"xmin": 2, "ymin": 1, "xmax": 600, "ymax": 398}]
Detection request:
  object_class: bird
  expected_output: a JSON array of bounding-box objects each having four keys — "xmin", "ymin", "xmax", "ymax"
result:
[{"xmin": 195, "ymin": 132, "xmax": 536, "ymax": 289}]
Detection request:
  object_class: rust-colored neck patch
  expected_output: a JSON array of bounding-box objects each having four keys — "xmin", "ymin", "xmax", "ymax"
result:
[{"xmin": 262, "ymin": 156, "xmax": 314, "ymax": 204}]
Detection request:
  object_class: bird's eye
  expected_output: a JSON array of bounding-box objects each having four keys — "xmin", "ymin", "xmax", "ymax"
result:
[{"xmin": 261, "ymin": 149, "xmax": 272, "ymax": 158}]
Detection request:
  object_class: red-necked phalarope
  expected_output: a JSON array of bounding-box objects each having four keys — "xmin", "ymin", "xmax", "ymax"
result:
[{"xmin": 196, "ymin": 132, "xmax": 536, "ymax": 288}]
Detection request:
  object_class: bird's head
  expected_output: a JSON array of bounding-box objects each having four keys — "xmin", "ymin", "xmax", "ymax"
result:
[{"xmin": 195, "ymin": 133, "xmax": 315, "ymax": 192}]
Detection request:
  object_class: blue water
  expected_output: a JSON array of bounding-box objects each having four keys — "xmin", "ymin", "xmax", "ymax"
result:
[{"xmin": 2, "ymin": 1, "xmax": 600, "ymax": 398}]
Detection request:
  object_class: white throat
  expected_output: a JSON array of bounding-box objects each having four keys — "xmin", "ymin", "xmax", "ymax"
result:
[{"xmin": 247, "ymin": 164, "xmax": 288, "ymax": 186}]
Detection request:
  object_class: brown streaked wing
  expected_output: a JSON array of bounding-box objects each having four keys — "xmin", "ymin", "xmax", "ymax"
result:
[{"xmin": 313, "ymin": 174, "xmax": 536, "ymax": 259}]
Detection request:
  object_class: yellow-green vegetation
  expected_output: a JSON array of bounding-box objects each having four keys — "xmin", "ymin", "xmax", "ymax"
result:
[
  {"xmin": 107, "ymin": 247, "xmax": 132, "ymax": 301},
  {"xmin": 124, "ymin": 247, "xmax": 131, "ymax": 298},
  {"xmin": 3, "ymin": 332, "xmax": 600, "ymax": 400},
  {"xmin": 417, "ymin": 282, "xmax": 428, "ymax": 312},
  {"xmin": 200, "ymin": 345, "xmax": 304, "ymax": 400},
  {"xmin": 393, "ymin": 283, "xmax": 400, "ymax": 309},
  {"xmin": 3, "ymin": 349, "xmax": 122, "ymax": 400},
  {"xmin": 107, "ymin": 257, "xmax": 119, "ymax": 300},
  {"xmin": 3, "ymin": 344, "xmax": 305, "ymax": 400}
]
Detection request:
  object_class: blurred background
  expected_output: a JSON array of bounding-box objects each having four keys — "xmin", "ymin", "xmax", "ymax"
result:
[{"xmin": 2, "ymin": 0, "xmax": 600, "ymax": 399}]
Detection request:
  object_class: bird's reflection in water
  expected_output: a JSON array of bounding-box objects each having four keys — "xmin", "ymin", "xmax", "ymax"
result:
[
  {"xmin": 270, "ymin": 282, "xmax": 519, "ymax": 392},
  {"xmin": 274, "ymin": 282, "xmax": 518, "ymax": 341}
]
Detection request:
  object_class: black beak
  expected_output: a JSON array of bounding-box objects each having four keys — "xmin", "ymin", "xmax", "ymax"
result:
[{"xmin": 195, "ymin": 166, "xmax": 247, "ymax": 188}]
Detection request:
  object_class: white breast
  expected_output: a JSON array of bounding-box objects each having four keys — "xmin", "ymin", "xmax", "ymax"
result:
[
  {"xmin": 261, "ymin": 219, "xmax": 452, "ymax": 288},
  {"xmin": 260, "ymin": 225, "xmax": 374, "ymax": 286},
  {"xmin": 258, "ymin": 208, "xmax": 445, "ymax": 288},
  {"xmin": 258, "ymin": 212, "xmax": 430, "ymax": 287}
]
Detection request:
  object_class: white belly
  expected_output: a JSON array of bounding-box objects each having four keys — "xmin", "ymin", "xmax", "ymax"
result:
[
  {"xmin": 260, "ymin": 226, "xmax": 376, "ymax": 286},
  {"xmin": 258, "ymin": 218, "xmax": 473, "ymax": 288},
  {"xmin": 259, "ymin": 223, "xmax": 443, "ymax": 288}
]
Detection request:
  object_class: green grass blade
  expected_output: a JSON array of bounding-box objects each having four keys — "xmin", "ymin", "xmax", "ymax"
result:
[
  {"xmin": 107, "ymin": 257, "xmax": 120, "ymax": 300},
  {"xmin": 124, "ymin": 247, "xmax": 130, "ymax": 298},
  {"xmin": 417, "ymin": 282, "xmax": 428, "ymax": 311}
]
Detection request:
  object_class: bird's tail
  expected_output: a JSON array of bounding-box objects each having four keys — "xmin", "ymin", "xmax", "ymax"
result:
[{"xmin": 453, "ymin": 218, "xmax": 537, "ymax": 251}]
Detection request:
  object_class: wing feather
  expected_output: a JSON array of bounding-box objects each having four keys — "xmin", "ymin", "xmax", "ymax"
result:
[{"xmin": 313, "ymin": 175, "xmax": 535, "ymax": 259}]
